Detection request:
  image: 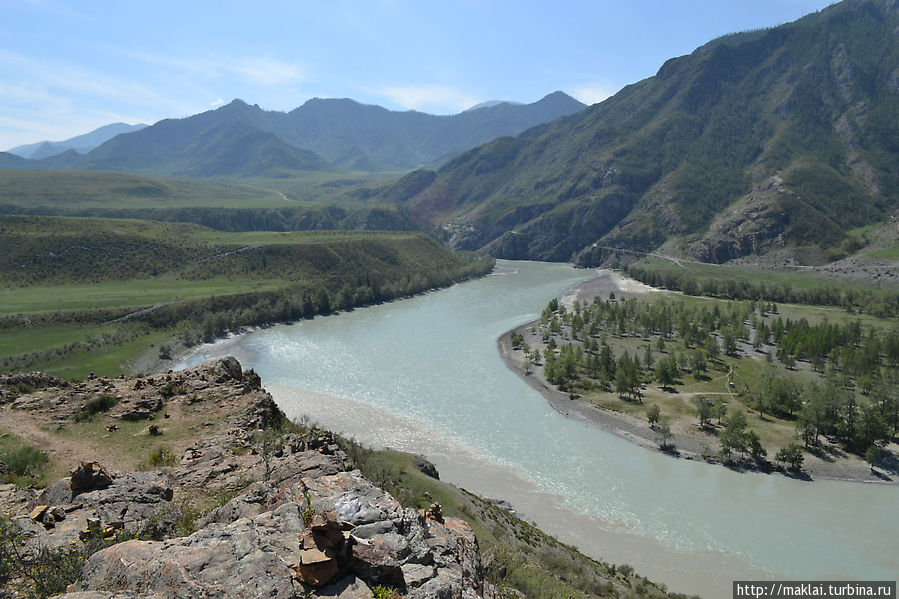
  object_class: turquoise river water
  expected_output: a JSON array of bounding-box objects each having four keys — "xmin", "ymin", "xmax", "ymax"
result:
[{"xmin": 180, "ymin": 260, "xmax": 898, "ymax": 597}]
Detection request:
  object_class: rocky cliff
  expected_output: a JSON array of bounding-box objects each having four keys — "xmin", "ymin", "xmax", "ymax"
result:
[{"xmin": 0, "ymin": 358, "xmax": 488, "ymax": 598}]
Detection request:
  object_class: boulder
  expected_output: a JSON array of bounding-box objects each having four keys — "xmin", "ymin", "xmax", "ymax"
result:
[
  {"xmin": 119, "ymin": 408, "xmax": 155, "ymax": 421},
  {"xmin": 73, "ymin": 502, "xmax": 307, "ymax": 599},
  {"xmin": 413, "ymin": 455, "xmax": 440, "ymax": 480},
  {"xmin": 208, "ymin": 356, "xmax": 243, "ymax": 383},
  {"xmin": 198, "ymin": 481, "xmax": 288, "ymax": 526},
  {"xmin": 36, "ymin": 470, "xmax": 179, "ymax": 547},
  {"xmin": 316, "ymin": 575, "xmax": 372, "ymax": 598},
  {"xmin": 69, "ymin": 461, "xmax": 112, "ymax": 492}
]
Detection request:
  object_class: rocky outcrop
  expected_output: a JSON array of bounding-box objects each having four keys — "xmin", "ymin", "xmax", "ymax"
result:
[
  {"xmin": 413, "ymin": 455, "xmax": 440, "ymax": 480},
  {"xmin": 61, "ymin": 459, "xmax": 484, "ymax": 599},
  {"xmin": 0, "ymin": 357, "xmax": 487, "ymax": 599},
  {"xmin": 0, "ymin": 371, "xmax": 69, "ymax": 403},
  {"xmin": 689, "ymin": 177, "xmax": 790, "ymax": 263}
]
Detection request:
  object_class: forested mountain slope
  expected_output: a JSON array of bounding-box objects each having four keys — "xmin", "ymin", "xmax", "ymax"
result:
[{"xmin": 388, "ymin": 0, "xmax": 899, "ymax": 265}]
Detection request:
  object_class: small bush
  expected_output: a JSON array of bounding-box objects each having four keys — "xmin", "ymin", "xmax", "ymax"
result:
[
  {"xmin": 141, "ymin": 446, "xmax": 177, "ymax": 470},
  {"xmin": 372, "ymin": 586, "xmax": 401, "ymax": 599},
  {"xmin": 1, "ymin": 514, "xmax": 134, "ymax": 597},
  {"xmin": 0, "ymin": 445, "xmax": 48, "ymax": 484},
  {"xmin": 301, "ymin": 489, "xmax": 315, "ymax": 527},
  {"xmin": 159, "ymin": 382, "xmax": 185, "ymax": 399},
  {"xmin": 173, "ymin": 499, "xmax": 203, "ymax": 538},
  {"xmin": 75, "ymin": 393, "xmax": 118, "ymax": 421}
]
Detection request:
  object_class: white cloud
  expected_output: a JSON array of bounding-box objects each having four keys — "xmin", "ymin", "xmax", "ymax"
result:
[
  {"xmin": 0, "ymin": 49, "xmax": 200, "ymax": 148},
  {"xmin": 228, "ymin": 58, "xmax": 306, "ymax": 86},
  {"xmin": 129, "ymin": 51, "xmax": 306, "ymax": 87},
  {"xmin": 0, "ymin": 49, "xmax": 186, "ymax": 110},
  {"xmin": 378, "ymin": 84, "xmax": 480, "ymax": 114},
  {"xmin": 210, "ymin": 98, "xmax": 225, "ymax": 107},
  {"xmin": 571, "ymin": 85, "xmax": 615, "ymax": 105}
]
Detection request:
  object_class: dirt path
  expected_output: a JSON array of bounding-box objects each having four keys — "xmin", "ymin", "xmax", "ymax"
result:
[{"xmin": 0, "ymin": 406, "xmax": 130, "ymax": 478}]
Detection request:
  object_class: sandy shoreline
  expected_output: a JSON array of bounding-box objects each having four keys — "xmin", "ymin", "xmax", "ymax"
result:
[{"xmin": 497, "ymin": 269, "xmax": 897, "ymax": 485}]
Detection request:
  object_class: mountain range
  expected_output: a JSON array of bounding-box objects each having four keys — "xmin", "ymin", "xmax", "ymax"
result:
[
  {"xmin": 1, "ymin": 92, "xmax": 586, "ymax": 176},
  {"xmin": 383, "ymin": 0, "xmax": 899, "ymax": 265},
  {"xmin": 3, "ymin": 0, "xmax": 898, "ymax": 267},
  {"xmin": 6, "ymin": 123, "xmax": 147, "ymax": 159}
]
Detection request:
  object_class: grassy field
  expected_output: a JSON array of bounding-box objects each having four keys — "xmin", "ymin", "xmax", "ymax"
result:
[
  {"xmin": 0, "ymin": 170, "xmax": 289, "ymax": 210},
  {"xmin": 0, "ymin": 277, "xmax": 290, "ymax": 315},
  {"xmin": 0, "ymin": 169, "xmax": 398, "ymax": 212},
  {"xmin": 0, "ymin": 214, "xmax": 492, "ymax": 379}
]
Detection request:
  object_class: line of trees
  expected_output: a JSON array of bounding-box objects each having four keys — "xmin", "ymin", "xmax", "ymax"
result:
[{"xmin": 624, "ymin": 264, "xmax": 899, "ymax": 318}]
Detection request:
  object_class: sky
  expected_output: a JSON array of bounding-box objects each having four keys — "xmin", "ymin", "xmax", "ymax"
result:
[{"xmin": 1, "ymin": 0, "xmax": 838, "ymax": 150}]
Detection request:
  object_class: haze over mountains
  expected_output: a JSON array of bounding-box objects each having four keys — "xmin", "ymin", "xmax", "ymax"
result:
[
  {"xmin": 7, "ymin": 123, "xmax": 147, "ymax": 160},
  {"xmin": 1, "ymin": 92, "xmax": 586, "ymax": 176}
]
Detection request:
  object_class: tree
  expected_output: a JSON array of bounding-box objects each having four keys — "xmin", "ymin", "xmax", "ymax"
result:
[
  {"xmin": 722, "ymin": 328, "xmax": 738, "ymax": 355},
  {"xmin": 719, "ymin": 411, "xmax": 748, "ymax": 460},
  {"xmin": 643, "ymin": 344, "xmax": 654, "ymax": 367},
  {"xmin": 615, "ymin": 366, "xmax": 630, "ymax": 398},
  {"xmin": 646, "ymin": 404, "xmax": 661, "ymax": 428},
  {"xmin": 775, "ymin": 443, "xmax": 804, "ymax": 472},
  {"xmin": 746, "ymin": 430, "xmax": 767, "ymax": 462},
  {"xmin": 690, "ymin": 349, "xmax": 707, "ymax": 374},
  {"xmin": 655, "ymin": 355, "xmax": 677, "ymax": 390},
  {"xmin": 252, "ymin": 426, "xmax": 284, "ymax": 482},
  {"xmin": 696, "ymin": 398, "xmax": 713, "ymax": 427},
  {"xmin": 655, "ymin": 420, "xmax": 673, "ymax": 450},
  {"xmin": 858, "ymin": 400, "xmax": 888, "ymax": 451},
  {"xmin": 510, "ymin": 332, "xmax": 524, "ymax": 349},
  {"xmin": 864, "ymin": 445, "xmax": 881, "ymax": 473},
  {"xmin": 797, "ymin": 403, "xmax": 819, "ymax": 448},
  {"xmin": 715, "ymin": 398, "xmax": 728, "ymax": 425},
  {"xmin": 315, "ymin": 288, "xmax": 331, "ymax": 314}
]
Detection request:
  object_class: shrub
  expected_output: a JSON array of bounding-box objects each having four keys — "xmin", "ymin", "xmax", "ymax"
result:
[
  {"xmin": 159, "ymin": 382, "xmax": 186, "ymax": 399},
  {"xmin": 75, "ymin": 393, "xmax": 118, "ymax": 421},
  {"xmin": 1, "ymin": 514, "xmax": 134, "ymax": 597},
  {"xmin": 372, "ymin": 586, "xmax": 401, "ymax": 599},
  {"xmin": 141, "ymin": 446, "xmax": 177, "ymax": 470},
  {"xmin": 0, "ymin": 445, "xmax": 48, "ymax": 484}
]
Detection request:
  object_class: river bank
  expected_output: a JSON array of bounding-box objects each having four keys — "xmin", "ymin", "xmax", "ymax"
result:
[{"xmin": 497, "ymin": 268, "xmax": 897, "ymax": 485}]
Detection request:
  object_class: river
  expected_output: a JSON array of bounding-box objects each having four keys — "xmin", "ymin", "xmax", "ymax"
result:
[{"xmin": 179, "ymin": 260, "xmax": 898, "ymax": 597}]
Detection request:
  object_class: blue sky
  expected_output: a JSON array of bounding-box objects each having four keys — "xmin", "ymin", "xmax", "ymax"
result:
[{"xmin": 2, "ymin": 0, "xmax": 836, "ymax": 150}]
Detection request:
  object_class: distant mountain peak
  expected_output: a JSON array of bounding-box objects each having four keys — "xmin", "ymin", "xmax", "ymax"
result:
[
  {"xmin": 463, "ymin": 100, "xmax": 522, "ymax": 112},
  {"xmin": 6, "ymin": 122, "xmax": 148, "ymax": 159}
]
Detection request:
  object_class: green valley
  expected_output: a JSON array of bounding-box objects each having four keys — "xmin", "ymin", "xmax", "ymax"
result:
[{"xmin": 0, "ymin": 214, "xmax": 492, "ymax": 378}]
